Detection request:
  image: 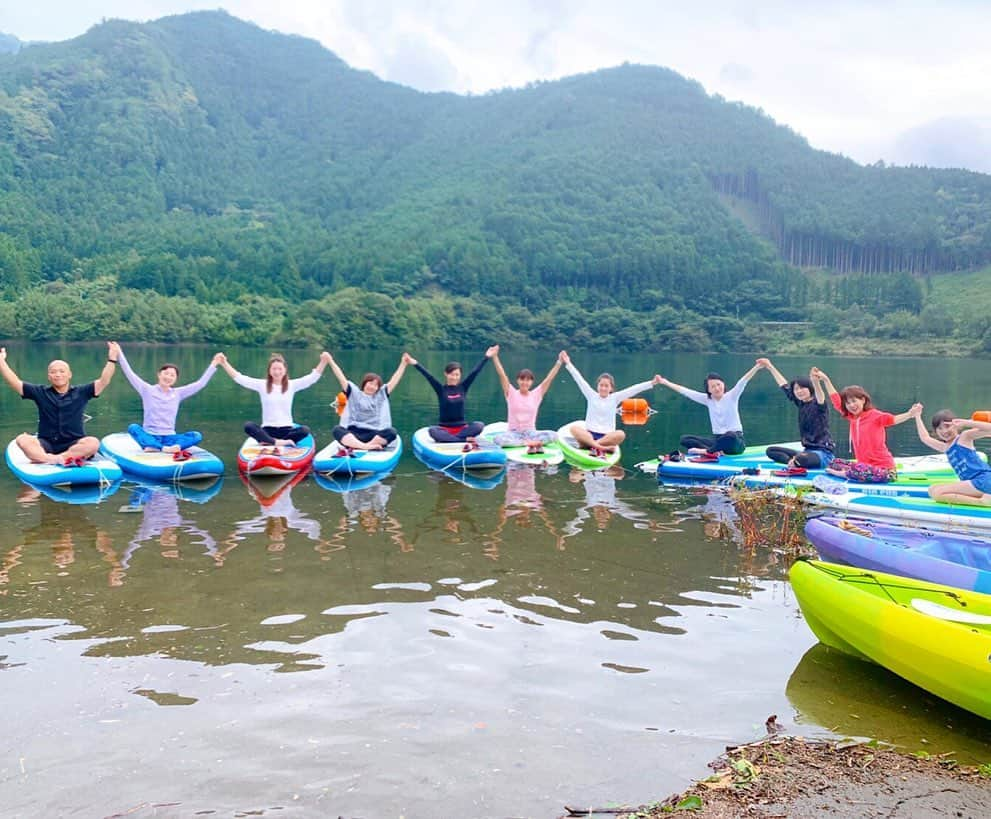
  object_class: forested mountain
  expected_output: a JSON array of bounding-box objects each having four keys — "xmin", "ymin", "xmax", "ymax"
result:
[{"xmin": 0, "ymin": 10, "xmax": 989, "ymax": 351}]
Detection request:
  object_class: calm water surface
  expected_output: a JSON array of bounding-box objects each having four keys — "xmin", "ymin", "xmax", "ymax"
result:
[{"xmin": 1, "ymin": 344, "xmax": 989, "ymax": 817}]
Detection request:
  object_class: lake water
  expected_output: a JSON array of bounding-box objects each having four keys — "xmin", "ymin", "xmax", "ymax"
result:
[{"xmin": 1, "ymin": 343, "xmax": 989, "ymax": 817}]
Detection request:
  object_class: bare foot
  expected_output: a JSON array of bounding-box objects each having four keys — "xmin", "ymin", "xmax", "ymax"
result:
[
  {"xmin": 143, "ymin": 446, "xmax": 160, "ymax": 453},
  {"xmin": 162, "ymin": 445, "xmax": 181, "ymax": 454}
]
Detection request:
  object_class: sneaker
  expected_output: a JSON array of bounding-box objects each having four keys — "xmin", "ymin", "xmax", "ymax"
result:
[
  {"xmin": 772, "ymin": 467, "xmax": 807, "ymax": 477},
  {"xmin": 172, "ymin": 450, "xmax": 193, "ymax": 462},
  {"xmin": 690, "ymin": 452, "xmax": 720, "ymax": 463}
]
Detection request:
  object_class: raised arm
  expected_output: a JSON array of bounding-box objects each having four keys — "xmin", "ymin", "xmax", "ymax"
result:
[
  {"xmin": 954, "ymin": 417, "xmax": 991, "ymax": 445},
  {"xmin": 956, "ymin": 417, "xmax": 991, "ymax": 434},
  {"xmin": 813, "ymin": 367, "xmax": 839, "ymax": 399},
  {"xmin": 810, "ymin": 367, "xmax": 826, "ymax": 404},
  {"xmin": 656, "ymin": 375, "xmax": 707, "ymax": 403},
  {"xmin": 325, "ymin": 352, "xmax": 349, "ymax": 392},
  {"xmin": 216, "ymin": 353, "xmax": 239, "ymax": 380},
  {"xmin": 560, "ymin": 351, "xmax": 596, "ymax": 402},
  {"xmin": 890, "ymin": 406, "xmax": 917, "ymax": 426},
  {"xmin": 758, "ymin": 358, "xmax": 787, "ymax": 388},
  {"xmin": 910, "ymin": 403, "xmax": 947, "ymax": 452},
  {"xmin": 94, "ymin": 341, "xmax": 120, "ymax": 397},
  {"xmin": 0, "ymin": 347, "xmax": 23, "ymax": 395},
  {"xmin": 490, "ymin": 348, "xmax": 511, "ymax": 396},
  {"xmin": 537, "ymin": 352, "xmax": 565, "ymax": 395},
  {"xmin": 385, "ymin": 353, "xmax": 411, "ymax": 394},
  {"xmin": 116, "ymin": 346, "xmax": 151, "ymax": 393},
  {"xmin": 461, "ymin": 345, "xmax": 497, "ymax": 391},
  {"xmin": 613, "ymin": 375, "xmax": 662, "ymax": 402},
  {"xmin": 174, "ymin": 354, "xmax": 221, "ymax": 400},
  {"xmin": 410, "ymin": 355, "xmax": 443, "ymax": 394}
]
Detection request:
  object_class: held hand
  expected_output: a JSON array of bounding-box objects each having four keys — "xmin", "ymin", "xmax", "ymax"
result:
[
  {"xmin": 403, "ymin": 352, "xmax": 418, "ymax": 366},
  {"xmin": 107, "ymin": 341, "xmax": 121, "ymax": 359},
  {"xmin": 951, "ymin": 417, "xmax": 970, "ymax": 432},
  {"xmin": 909, "ymin": 402, "xmax": 923, "ymax": 417},
  {"xmin": 0, "ymin": 347, "xmax": 6, "ymax": 362},
  {"xmin": 320, "ymin": 351, "xmax": 333, "ymax": 365},
  {"xmin": 559, "ymin": 350, "xmax": 570, "ymax": 365},
  {"xmin": 755, "ymin": 358, "xmax": 771, "ymax": 368},
  {"xmin": 485, "ymin": 344, "xmax": 499, "ymax": 358},
  {"xmin": 652, "ymin": 374, "xmax": 664, "ymax": 386},
  {"xmin": 211, "ymin": 352, "xmax": 224, "ymax": 366}
]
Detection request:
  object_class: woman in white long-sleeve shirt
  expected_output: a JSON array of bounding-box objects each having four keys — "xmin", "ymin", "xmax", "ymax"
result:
[
  {"xmin": 657, "ymin": 361, "xmax": 766, "ymax": 455},
  {"xmin": 562, "ymin": 351, "xmax": 662, "ymax": 456},
  {"xmin": 217, "ymin": 351, "xmax": 330, "ymax": 449}
]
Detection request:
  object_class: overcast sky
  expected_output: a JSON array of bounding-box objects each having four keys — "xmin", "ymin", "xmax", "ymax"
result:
[{"xmin": 3, "ymin": 1, "xmax": 990, "ymax": 172}]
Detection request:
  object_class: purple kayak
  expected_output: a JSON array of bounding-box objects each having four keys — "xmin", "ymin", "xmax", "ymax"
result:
[{"xmin": 805, "ymin": 514, "xmax": 991, "ymax": 594}]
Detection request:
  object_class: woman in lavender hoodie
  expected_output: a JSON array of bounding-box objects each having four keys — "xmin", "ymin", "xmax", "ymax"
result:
[{"xmin": 117, "ymin": 347, "xmax": 224, "ymax": 455}]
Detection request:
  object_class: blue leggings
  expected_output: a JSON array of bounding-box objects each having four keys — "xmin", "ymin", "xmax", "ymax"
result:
[{"xmin": 128, "ymin": 423, "xmax": 202, "ymax": 452}]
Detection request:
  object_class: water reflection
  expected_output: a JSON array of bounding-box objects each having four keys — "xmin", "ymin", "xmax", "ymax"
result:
[
  {"xmin": 488, "ymin": 465, "xmax": 566, "ymax": 556},
  {"xmin": 563, "ymin": 465, "xmax": 650, "ymax": 536},
  {"xmin": 231, "ymin": 471, "xmax": 327, "ymax": 556},
  {"xmin": 120, "ymin": 484, "xmax": 220, "ymax": 569},
  {"xmin": 5, "ymin": 492, "xmax": 123, "ymax": 587},
  {"xmin": 787, "ymin": 644, "xmax": 991, "ymax": 764},
  {"xmin": 321, "ymin": 477, "xmax": 412, "ymax": 554}
]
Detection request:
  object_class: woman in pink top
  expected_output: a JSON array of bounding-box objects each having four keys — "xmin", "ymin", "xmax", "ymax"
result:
[
  {"xmin": 490, "ymin": 347, "xmax": 564, "ymax": 454},
  {"xmin": 816, "ymin": 368, "xmax": 914, "ymax": 480}
]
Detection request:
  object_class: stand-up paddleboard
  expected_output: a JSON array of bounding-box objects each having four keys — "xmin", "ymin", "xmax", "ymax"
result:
[
  {"xmin": 239, "ymin": 467, "xmax": 308, "ymax": 507},
  {"xmin": 555, "ymin": 422, "xmax": 621, "ymax": 470},
  {"xmin": 313, "ymin": 470, "xmax": 392, "ymax": 494},
  {"xmin": 429, "ymin": 466, "xmax": 506, "ymax": 490},
  {"xmin": 805, "ymin": 514, "xmax": 991, "ymax": 594},
  {"xmin": 5, "ymin": 437, "xmax": 123, "ymax": 487},
  {"xmin": 479, "ymin": 422, "xmax": 564, "ymax": 466},
  {"xmin": 19, "ymin": 478, "xmax": 123, "ymax": 505},
  {"xmin": 123, "ymin": 476, "xmax": 224, "ymax": 505},
  {"xmin": 237, "ymin": 434, "xmax": 315, "ymax": 477},
  {"xmin": 640, "ymin": 446, "xmax": 966, "ymax": 485},
  {"xmin": 312, "ymin": 436, "xmax": 403, "ymax": 475},
  {"xmin": 796, "ymin": 490, "xmax": 991, "ymax": 531},
  {"xmin": 411, "ymin": 427, "xmax": 507, "ymax": 471},
  {"xmin": 731, "ymin": 458, "xmax": 966, "ymax": 498},
  {"xmin": 636, "ymin": 442, "xmax": 799, "ymax": 477},
  {"xmin": 100, "ymin": 432, "xmax": 224, "ymax": 483}
]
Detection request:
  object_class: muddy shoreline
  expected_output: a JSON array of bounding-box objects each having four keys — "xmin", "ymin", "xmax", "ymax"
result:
[{"xmin": 562, "ymin": 734, "xmax": 991, "ymax": 818}]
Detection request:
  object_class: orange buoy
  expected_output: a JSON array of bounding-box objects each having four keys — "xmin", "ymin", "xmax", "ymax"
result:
[
  {"xmin": 620, "ymin": 410, "xmax": 651, "ymax": 426},
  {"xmin": 336, "ymin": 391, "xmax": 347, "ymax": 415},
  {"xmin": 621, "ymin": 398, "xmax": 650, "ymax": 413},
  {"xmin": 973, "ymin": 411, "xmax": 991, "ymax": 423}
]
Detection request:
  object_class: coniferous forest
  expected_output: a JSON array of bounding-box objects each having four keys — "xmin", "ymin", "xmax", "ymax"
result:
[{"xmin": 1, "ymin": 11, "xmax": 990, "ymax": 353}]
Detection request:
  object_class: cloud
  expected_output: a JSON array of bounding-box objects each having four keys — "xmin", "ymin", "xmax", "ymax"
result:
[
  {"xmin": 5, "ymin": 1, "xmax": 991, "ymax": 172},
  {"xmin": 889, "ymin": 117, "xmax": 991, "ymax": 173},
  {"xmin": 380, "ymin": 36, "xmax": 462, "ymax": 91}
]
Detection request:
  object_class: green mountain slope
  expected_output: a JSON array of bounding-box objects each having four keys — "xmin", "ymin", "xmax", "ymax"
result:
[{"xmin": 0, "ymin": 10, "xmax": 989, "ymax": 350}]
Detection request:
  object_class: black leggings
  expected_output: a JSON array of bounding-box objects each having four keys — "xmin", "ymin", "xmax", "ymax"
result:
[
  {"xmin": 679, "ymin": 432, "xmax": 745, "ymax": 455},
  {"xmin": 766, "ymin": 446, "xmax": 827, "ymax": 469},
  {"xmin": 332, "ymin": 425, "xmax": 397, "ymax": 445},
  {"xmin": 245, "ymin": 423, "xmax": 310, "ymax": 446}
]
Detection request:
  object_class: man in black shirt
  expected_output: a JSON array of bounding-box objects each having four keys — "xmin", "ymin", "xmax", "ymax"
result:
[{"xmin": 0, "ymin": 342, "xmax": 119, "ymax": 465}]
